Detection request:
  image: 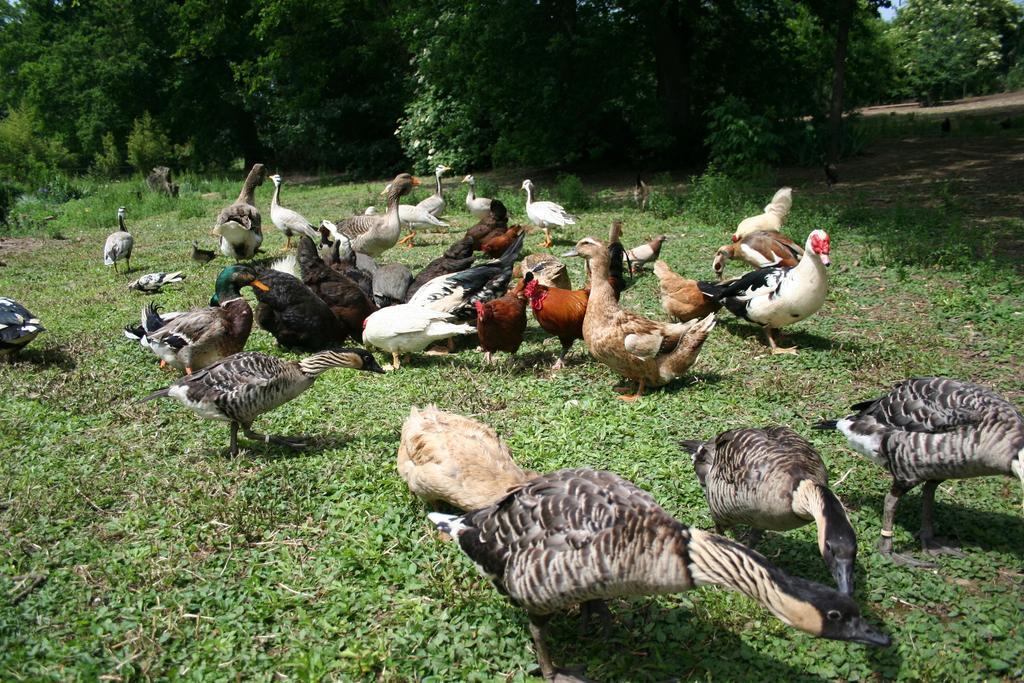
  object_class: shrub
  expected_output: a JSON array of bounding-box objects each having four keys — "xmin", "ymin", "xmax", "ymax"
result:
[
  {"xmin": 704, "ymin": 96, "xmax": 782, "ymax": 176},
  {"xmin": 126, "ymin": 112, "xmax": 172, "ymax": 174},
  {"xmin": 552, "ymin": 173, "xmax": 590, "ymax": 211},
  {"xmin": 0, "ymin": 101, "xmax": 71, "ymax": 187},
  {"xmin": 91, "ymin": 133, "xmax": 122, "ymax": 178}
]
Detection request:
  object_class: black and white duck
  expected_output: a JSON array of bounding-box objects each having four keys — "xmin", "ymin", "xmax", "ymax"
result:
[{"xmin": 0, "ymin": 298, "xmax": 45, "ymax": 360}]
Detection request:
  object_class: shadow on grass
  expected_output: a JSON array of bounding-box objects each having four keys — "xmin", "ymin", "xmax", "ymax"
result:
[
  {"xmin": 717, "ymin": 319, "xmax": 862, "ymax": 354},
  {"xmin": 10, "ymin": 345, "xmax": 77, "ymax": 370}
]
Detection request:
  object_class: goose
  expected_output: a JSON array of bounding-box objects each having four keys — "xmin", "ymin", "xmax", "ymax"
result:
[
  {"xmin": 134, "ymin": 265, "xmax": 267, "ymax": 374},
  {"xmin": 395, "ymin": 204, "xmax": 450, "ymax": 248},
  {"xmin": 430, "ymin": 468, "xmax": 890, "ymax": 681},
  {"xmin": 815, "ymin": 377, "xmax": 1024, "ymax": 567},
  {"xmin": 317, "ymin": 221, "xmax": 354, "ymax": 265},
  {"xmin": 212, "ymin": 163, "xmax": 266, "ymax": 261},
  {"xmin": 103, "ymin": 207, "xmax": 134, "ymax": 273},
  {"xmin": 397, "ymin": 405, "xmax": 536, "ymax": 511},
  {"xmin": 680, "ymin": 427, "xmax": 857, "ymax": 595},
  {"xmin": 0, "ymin": 298, "xmax": 45, "ymax": 360},
  {"xmin": 712, "ymin": 230, "xmax": 803, "ymax": 281},
  {"xmin": 732, "ymin": 187, "xmax": 792, "ymax": 242},
  {"xmin": 336, "ymin": 173, "xmax": 420, "ymax": 256},
  {"xmin": 269, "ymin": 174, "xmax": 318, "ymax": 250},
  {"xmin": 697, "ymin": 229, "xmax": 830, "ymax": 354},
  {"xmin": 142, "ymin": 348, "xmax": 383, "ymax": 456},
  {"xmin": 462, "ymin": 174, "xmax": 492, "ymax": 219},
  {"xmin": 565, "ymin": 237, "xmax": 716, "ymax": 401},
  {"xmin": 295, "ymin": 236, "xmax": 375, "ymax": 343},
  {"xmin": 416, "ymin": 164, "xmax": 451, "ymax": 217},
  {"xmin": 361, "ymin": 304, "xmax": 476, "ymax": 370},
  {"xmin": 522, "ymin": 179, "xmax": 575, "ymax": 248},
  {"xmin": 128, "ymin": 272, "xmax": 185, "ymax": 294}
]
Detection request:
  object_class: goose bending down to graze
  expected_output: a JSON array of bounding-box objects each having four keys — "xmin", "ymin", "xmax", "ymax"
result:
[
  {"xmin": 336, "ymin": 173, "xmax": 420, "ymax": 256},
  {"xmin": 296, "ymin": 235, "xmax": 375, "ymax": 343},
  {"xmin": 462, "ymin": 174, "xmax": 492, "ymax": 219},
  {"xmin": 566, "ymin": 237, "xmax": 716, "ymax": 401},
  {"xmin": 398, "ymin": 405, "xmax": 536, "ymax": 511},
  {"xmin": 732, "ymin": 187, "xmax": 792, "ymax": 242},
  {"xmin": 104, "ymin": 207, "xmax": 134, "ymax": 273},
  {"xmin": 680, "ymin": 427, "xmax": 857, "ymax": 595},
  {"xmin": 269, "ymin": 174, "xmax": 318, "ymax": 250},
  {"xmin": 372, "ymin": 263, "xmax": 414, "ymax": 308},
  {"xmin": 142, "ymin": 349, "xmax": 383, "ymax": 456},
  {"xmin": 522, "ymin": 179, "xmax": 575, "ymax": 248},
  {"xmin": 815, "ymin": 377, "xmax": 1024, "ymax": 568},
  {"xmin": 712, "ymin": 230, "xmax": 803, "ymax": 280},
  {"xmin": 0, "ymin": 298, "xmax": 45, "ymax": 360},
  {"xmin": 213, "ymin": 163, "xmax": 266, "ymax": 261},
  {"xmin": 697, "ymin": 230, "xmax": 830, "ymax": 354},
  {"xmin": 430, "ymin": 468, "xmax": 890, "ymax": 681}
]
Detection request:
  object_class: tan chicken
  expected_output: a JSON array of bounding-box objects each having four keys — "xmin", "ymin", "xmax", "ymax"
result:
[
  {"xmin": 653, "ymin": 260, "xmax": 721, "ymax": 322},
  {"xmin": 566, "ymin": 238, "xmax": 717, "ymax": 400},
  {"xmin": 397, "ymin": 406, "xmax": 537, "ymax": 510}
]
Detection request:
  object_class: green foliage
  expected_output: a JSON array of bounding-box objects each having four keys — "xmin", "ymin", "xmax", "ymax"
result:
[
  {"xmin": 704, "ymin": 97, "xmax": 782, "ymax": 176},
  {"xmin": 889, "ymin": 0, "xmax": 1023, "ymax": 102},
  {"xmin": 126, "ymin": 112, "xmax": 172, "ymax": 174},
  {"xmin": 91, "ymin": 132, "xmax": 122, "ymax": 179},
  {"xmin": 396, "ymin": 83, "xmax": 489, "ymax": 173},
  {"xmin": 552, "ymin": 173, "xmax": 591, "ymax": 212},
  {"xmin": 0, "ymin": 101, "xmax": 70, "ymax": 187}
]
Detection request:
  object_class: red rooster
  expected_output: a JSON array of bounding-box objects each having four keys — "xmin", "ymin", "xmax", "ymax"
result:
[
  {"xmin": 480, "ymin": 225, "xmax": 524, "ymax": 258},
  {"xmin": 474, "ymin": 292, "xmax": 528, "ymax": 363},
  {"xmin": 517, "ymin": 272, "xmax": 589, "ymax": 370}
]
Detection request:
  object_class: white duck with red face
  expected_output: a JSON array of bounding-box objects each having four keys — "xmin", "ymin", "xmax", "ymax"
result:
[{"xmin": 698, "ymin": 229, "xmax": 831, "ymax": 354}]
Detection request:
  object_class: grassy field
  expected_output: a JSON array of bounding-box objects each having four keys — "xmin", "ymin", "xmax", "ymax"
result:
[{"xmin": 1, "ymin": 146, "xmax": 1022, "ymax": 682}]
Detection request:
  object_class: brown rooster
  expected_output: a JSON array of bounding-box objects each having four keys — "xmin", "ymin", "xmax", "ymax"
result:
[
  {"xmin": 517, "ymin": 272, "xmax": 589, "ymax": 370},
  {"xmin": 481, "ymin": 225, "xmax": 524, "ymax": 258},
  {"xmin": 474, "ymin": 292, "xmax": 528, "ymax": 363},
  {"xmin": 653, "ymin": 260, "xmax": 720, "ymax": 322}
]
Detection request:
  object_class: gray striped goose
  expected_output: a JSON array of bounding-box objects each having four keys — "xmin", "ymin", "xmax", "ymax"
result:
[
  {"xmin": 142, "ymin": 348, "xmax": 383, "ymax": 456},
  {"xmin": 103, "ymin": 206, "xmax": 134, "ymax": 273},
  {"xmin": 816, "ymin": 377, "xmax": 1024, "ymax": 567},
  {"xmin": 680, "ymin": 427, "xmax": 857, "ymax": 595},
  {"xmin": 430, "ymin": 468, "xmax": 889, "ymax": 681},
  {"xmin": 336, "ymin": 173, "xmax": 420, "ymax": 256}
]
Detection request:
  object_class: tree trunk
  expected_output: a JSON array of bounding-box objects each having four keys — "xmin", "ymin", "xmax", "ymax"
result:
[
  {"xmin": 827, "ymin": 0, "xmax": 854, "ymax": 164},
  {"xmin": 644, "ymin": 1, "xmax": 700, "ymax": 156}
]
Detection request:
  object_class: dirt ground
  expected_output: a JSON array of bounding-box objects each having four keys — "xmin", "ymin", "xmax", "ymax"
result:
[{"xmin": 859, "ymin": 90, "xmax": 1024, "ymax": 117}]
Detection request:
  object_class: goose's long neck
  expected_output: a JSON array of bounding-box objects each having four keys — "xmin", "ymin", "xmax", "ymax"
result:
[
  {"xmin": 271, "ymin": 182, "xmax": 281, "ymax": 210},
  {"xmin": 686, "ymin": 529, "xmax": 824, "ymax": 634},
  {"xmin": 385, "ymin": 187, "xmax": 402, "ymax": 230},
  {"xmin": 524, "ymin": 185, "xmax": 534, "ymax": 206},
  {"xmin": 433, "ymin": 172, "xmax": 443, "ymax": 197},
  {"xmin": 297, "ymin": 351, "xmax": 353, "ymax": 378},
  {"xmin": 238, "ymin": 168, "xmax": 262, "ymax": 205},
  {"xmin": 792, "ymin": 480, "xmax": 850, "ymax": 558},
  {"xmin": 118, "ymin": 214, "xmax": 129, "ymax": 232},
  {"xmin": 466, "ymin": 181, "xmax": 476, "ymax": 202}
]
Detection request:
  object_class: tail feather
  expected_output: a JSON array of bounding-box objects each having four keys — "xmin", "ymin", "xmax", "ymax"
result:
[
  {"xmin": 678, "ymin": 439, "xmax": 703, "ymax": 454},
  {"xmin": 813, "ymin": 420, "xmax": 838, "ymax": 430},
  {"xmin": 143, "ymin": 302, "xmax": 165, "ymax": 333},
  {"xmin": 428, "ymin": 512, "xmax": 466, "ymax": 539}
]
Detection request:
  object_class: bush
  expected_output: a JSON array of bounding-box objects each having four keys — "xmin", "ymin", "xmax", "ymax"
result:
[
  {"xmin": 0, "ymin": 181, "xmax": 21, "ymax": 226},
  {"xmin": 0, "ymin": 101, "xmax": 71, "ymax": 187},
  {"xmin": 683, "ymin": 167, "xmax": 749, "ymax": 225},
  {"xmin": 552, "ymin": 173, "xmax": 590, "ymax": 211},
  {"xmin": 704, "ymin": 96, "xmax": 782, "ymax": 176},
  {"xmin": 126, "ymin": 112, "xmax": 172, "ymax": 174},
  {"xmin": 396, "ymin": 84, "xmax": 492, "ymax": 173},
  {"xmin": 91, "ymin": 132, "xmax": 122, "ymax": 179}
]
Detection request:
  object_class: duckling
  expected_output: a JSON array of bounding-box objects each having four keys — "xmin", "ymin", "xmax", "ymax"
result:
[
  {"xmin": 816, "ymin": 377, "xmax": 1024, "ymax": 568},
  {"xmin": 128, "ymin": 271, "xmax": 186, "ymax": 294},
  {"xmin": 680, "ymin": 427, "xmax": 857, "ymax": 595},
  {"xmin": 190, "ymin": 241, "xmax": 217, "ymax": 264},
  {"xmin": 398, "ymin": 406, "xmax": 536, "ymax": 510},
  {"xmin": 0, "ymin": 298, "xmax": 45, "ymax": 360},
  {"xmin": 138, "ymin": 265, "xmax": 267, "ymax": 374},
  {"xmin": 103, "ymin": 207, "xmax": 134, "ymax": 273},
  {"xmin": 213, "ymin": 163, "xmax": 266, "ymax": 261},
  {"xmin": 565, "ymin": 237, "xmax": 716, "ymax": 401},
  {"xmin": 142, "ymin": 348, "xmax": 383, "ymax": 456},
  {"xmin": 429, "ymin": 468, "xmax": 890, "ymax": 681}
]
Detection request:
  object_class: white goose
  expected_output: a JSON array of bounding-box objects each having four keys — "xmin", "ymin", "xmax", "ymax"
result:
[
  {"xmin": 269, "ymin": 174, "xmax": 318, "ymax": 250},
  {"xmin": 416, "ymin": 164, "xmax": 451, "ymax": 217},
  {"xmin": 522, "ymin": 179, "xmax": 575, "ymax": 248},
  {"xmin": 462, "ymin": 174, "xmax": 492, "ymax": 219},
  {"xmin": 698, "ymin": 229, "xmax": 830, "ymax": 354}
]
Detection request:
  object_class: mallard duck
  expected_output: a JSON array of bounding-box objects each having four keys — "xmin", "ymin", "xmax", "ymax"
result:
[
  {"xmin": 398, "ymin": 406, "xmax": 536, "ymax": 510},
  {"xmin": 142, "ymin": 348, "xmax": 383, "ymax": 456},
  {"xmin": 362, "ymin": 305, "xmax": 475, "ymax": 369},
  {"xmin": 815, "ymin": 377, "xmax": 1024, "ymax": 567},
  {"xmin": 697, "ymin": 230, "xmax": 830, "ymax": 354},
  {"xmin": 269, "ymin": 174, "xmax": 318, "ymax": 250},
  {"xmin": 733, "ymin": 187, "xmax": 792, "ymax": 242},
  {"xmin": 522, "ymin": 179, "xmax": 575, "ymax": 248},
  {"xmin": 251, "ymin": 267, "xmax": 348, "ymax": 351},
  {"xmin": 680, "ymin": 427, "xmax": 857, "ymax": 595},
  {"xmin": 137, "ymin": 265, "xmax": 267, "ymax": 374},
  {"xmin": 462, "ymin": 174, "xmax": 492, "ymax": 219},
  {"xmin": 128, "ymin": 272, "xmax": 185, "ymax": 294},
  {"xmin": 0, "ymin": 298, "xmax": 45, "ymax": 360},
  {"xmin": 337, "ymin": 173, "xmax": 420, "ymax": 256},
  {"xmin": 712, "ymin": 230, "xmax": 803, "ymax": 281},
  {"xmin": 213, "ymin": 163, "xmax": 266, "ymax": 261},
  {"xmin": 565, "ymin": 237, "xmax": 717, "ymax": 401},
  {"xmin": 103, "ymin": 207, "xmax": 134, "ymax": 273},
  {"xmin": 430, "ymin": 468, "xmax": 890, "ymax": 681}
]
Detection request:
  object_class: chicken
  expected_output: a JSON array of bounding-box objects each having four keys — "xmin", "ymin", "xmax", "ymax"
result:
[
  {"xmin": 624, "ymin": 234, "xmax": 667, "ymax": 275},
  {"xmin": 712, "ymin": 230, "xmax": 803, "ymax": 280},
  {"xmin": 517, "ymin": 272, "xmax": 589, "ymax": 370},
  {"xmin": 475, "ymin": 290, "xmax": 528, "ymax": 363},
  {"xmin": 653, "ymin": 260, "xmax": 721, "ymax": 322},
  {"xmin": 480, "ymin": 225, "xmax": 524, "ymax": 258},
  {"xmin": 465, "ymin": 199, "xmax": 509, "ymax": 251},
  {"xmin": 733, "ymin": 187, "xmax": 792, "ymax": 242}
]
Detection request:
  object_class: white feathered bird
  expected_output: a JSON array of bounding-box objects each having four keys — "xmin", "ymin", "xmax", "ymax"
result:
[
  {"xmin": 462, "ymin": 174, "xmax": 492, "ymax": 219},
  {"xmin": 103, "ymin": 207, "xmax": 134, "ymax": 273},
  {"xmin": 416, "ymin": 164, "xmax": 451, "ymax": 217},
  {"xmin": 269, "ymin": 174, "xmax": 318, "ymax": 250},
  {"xmin": 522, "ymin": 179, "xmax": 575, "ymax": 248},
  {"xmin": 361, "ymin": 304, "xmax": 475, "ymax": 370},
  {"xmin": 733, "ymin": 187, "xmax": 793, "ymax": 242},
  {"xmin": 128, "ymin": 271, "xmax": 185, "ymax": 293}
]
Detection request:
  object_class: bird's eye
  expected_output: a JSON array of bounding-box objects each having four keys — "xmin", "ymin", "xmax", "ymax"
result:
[{"xmin": 827, "ymin": 609, "xmax": 842, "ymax": 621}]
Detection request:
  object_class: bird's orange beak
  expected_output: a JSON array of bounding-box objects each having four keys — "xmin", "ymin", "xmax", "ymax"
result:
[
  {"xmin": 251, "ymin": 279, "xmax": 270, "ymax": 291},
  {"xmin": 411, "ymin": 176, "xmax": 422, "ymax": 186}
]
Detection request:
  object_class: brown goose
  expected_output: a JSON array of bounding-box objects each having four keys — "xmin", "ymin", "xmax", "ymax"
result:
[
  {"xmin": 430, "ymin": 468, "xmax": 890, "ymax": 681},
  {"xmin": 336, "ymin": 173, "xmax": 420, "ymax": 256},
  {"xmin": 816, "ymin": 377, "xmax": 1024, "ymax": 567},
  {"xmin": 142, "ymin": 349, "xmax": 383, "ymax": 456},
  {"xmin": 213, "ymin": 163, "xmax": 266, "ymax": 261},
  {"xmin": 680, "ymin": 427, "xmax": 857, "ymax": 595}
]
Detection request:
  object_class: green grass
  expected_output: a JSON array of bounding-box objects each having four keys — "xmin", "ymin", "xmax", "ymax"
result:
[{"xmin": 1, "ymin": 167, "xmax": 1022, "ymax": 682}]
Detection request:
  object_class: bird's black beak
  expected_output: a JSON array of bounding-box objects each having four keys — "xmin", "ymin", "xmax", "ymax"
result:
[
  {"xmin": 832, "ymin": 560, "xmax": 855, "ymax": 597},
  {"xmin": 844, "ymin": 617, "xmax": 892, "ymax": 648}
]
